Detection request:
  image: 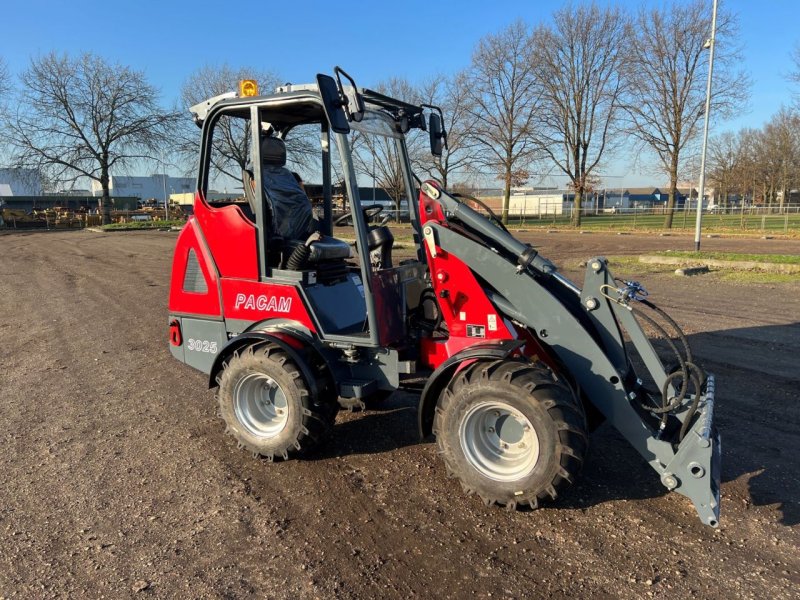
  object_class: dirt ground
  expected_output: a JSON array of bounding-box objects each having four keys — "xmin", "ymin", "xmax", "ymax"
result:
[{"xmin": 0, "ymin": 229, "xmax": 798, "ymax": 599}]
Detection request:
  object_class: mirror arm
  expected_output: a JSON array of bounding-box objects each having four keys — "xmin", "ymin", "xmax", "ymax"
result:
[{"xmin": 421, "ymin": 103, "xmax": 449, "ymax": 151}]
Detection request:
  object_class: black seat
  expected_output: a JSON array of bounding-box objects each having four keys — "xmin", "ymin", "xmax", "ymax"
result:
[
  {"xmin": 284, "ymin": 236, "xmax": 352, "ymax": 264},
  {"xmin": 261, "ymin": 137, "xmax": 315, "ymax": 240},
  {"xmin": 259, "ymin": 136, "xmax": 350, "ymax": 270}
]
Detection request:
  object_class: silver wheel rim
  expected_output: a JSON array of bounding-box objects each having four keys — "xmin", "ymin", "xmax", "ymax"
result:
[
  {"xmin": 233, "ymin": 372, "xmax": 289, "ymax": 438},
  {"xmin": 459, "ymin": 401, "xmax": 539, "ymax": 482}
]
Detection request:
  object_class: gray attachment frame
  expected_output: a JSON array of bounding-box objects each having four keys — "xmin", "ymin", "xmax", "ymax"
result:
[{"xmin": 430, "ymin": 223, "xmax": 721, "ymax": 527}]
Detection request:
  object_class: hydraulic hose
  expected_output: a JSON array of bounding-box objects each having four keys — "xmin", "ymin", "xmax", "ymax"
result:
[{"xmin": 630, "ymin": 297, "xmax": 707, "ymax": 441}]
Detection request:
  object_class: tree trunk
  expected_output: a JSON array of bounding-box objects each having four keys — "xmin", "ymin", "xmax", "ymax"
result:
[
  {"xmin": 664, "ymin": 164, "xmax": 678, "ymax": 229},
  {"xmin": 572, "ymin": 188, "xmax": 583, "ymax": 227},
  {"xmin": 501, "ymin": 170, "xmax": 511, "ymax": 225},
  {"xmin": 100, "ymin": 170, "xmax": 111, "ymax": 225}
]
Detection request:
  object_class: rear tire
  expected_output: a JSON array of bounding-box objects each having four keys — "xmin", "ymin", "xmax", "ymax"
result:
[
  {"xmin": 433, "ymin": 359, "xmax": 587, "ymax": 509},
  {"xmin": 216, "ymin": 343, "xmax": 336, "ymax": 461}
]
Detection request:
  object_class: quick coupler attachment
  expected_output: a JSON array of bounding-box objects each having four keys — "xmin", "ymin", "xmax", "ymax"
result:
[{"xmin": 661, "ymin": 374, "xmax": 721, "ymax": 527}]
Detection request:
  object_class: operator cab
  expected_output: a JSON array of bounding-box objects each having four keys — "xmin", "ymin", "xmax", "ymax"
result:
[{"xmin": 188, "ymin": 76, "xmax": 436, "ymax": 347}]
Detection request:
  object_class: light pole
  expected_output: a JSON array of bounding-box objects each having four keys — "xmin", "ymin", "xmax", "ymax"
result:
[
  {"xmin": 694, "ymin": 0, "xmax": 718, "ymax": 252},
  {"xmin": 162, "ymin": 172, "xmax": 169, "ymax": 221}
]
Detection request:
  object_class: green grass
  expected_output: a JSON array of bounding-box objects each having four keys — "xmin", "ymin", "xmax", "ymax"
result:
[
  {"xmin": 101, "ymin": 219, "xmax": 185, "ymax": 230},
  {"xmin": 504, "ymin": 211, "xmax": 800, "ymax": 234},
  {"xmin": 652, "ymin": 251, "xmax": 800, "ymax": 265},
  {"xmin": 602, "ymin": 255, "xmax": 799, "ymax": 284},
  {"xmin": 715, "ymin": 271, "xmax": 800, "ymax": 284},
  {"xmin": 599, "ymin": 256, "xmax": 673, "ymax": 274}
]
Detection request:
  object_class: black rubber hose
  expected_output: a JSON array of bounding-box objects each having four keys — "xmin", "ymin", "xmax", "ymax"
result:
[
  {"xmin": 639, "ymin": 298, "xmax": 693, "ymax": 364},
  {"xmin": 631, "ymin": 305, "xmax": 690, "ymax": 412},
  {"xmin": 451, "ymin": 193, "xmax": 509, "ymax": 232},
  {"xmin": 679, "ymin": 363, "xmax": 706, "ymax": 442},
  {"xmin": 285, "ymin": 244, "xmax": 310, "ymax": 270}
]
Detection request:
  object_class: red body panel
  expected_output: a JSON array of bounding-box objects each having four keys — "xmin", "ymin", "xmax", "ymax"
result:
[
  {"xmin": 170, "ymin": 192, "xmax": 316, "ymax": 333},
  {"xmin": 193, "ymin": 191, "xmax": 258, "ymax": 280},
  {"xmin": 417, "ymin": 181, "xmax": 518, "ymax": 370},
  {"xmin": 220, "ymin": 279, "xmax": 316, "ymax": 333},
  {"xmin": 168, "ymin": 219, "xmax": 221, "ymax": 316}
]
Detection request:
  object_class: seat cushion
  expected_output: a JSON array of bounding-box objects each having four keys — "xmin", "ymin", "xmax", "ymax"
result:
[
  {"xmin": 284, "ymin": 236, "xmax": 352, "ymax": 265},
  {"xmin": 308, "ymin": 237, "xmax": 352, "ymax": 263}
]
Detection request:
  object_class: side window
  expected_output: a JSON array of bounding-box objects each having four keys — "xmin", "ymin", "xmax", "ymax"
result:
[{"xmin": 207, "ymin": 113, "xmax": 253, "ymax": 209}]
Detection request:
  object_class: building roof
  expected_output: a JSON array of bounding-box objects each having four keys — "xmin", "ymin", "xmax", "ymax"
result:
[{"xmin": 623, "ymin": 187, "xmax": 661, "ymax": 196}]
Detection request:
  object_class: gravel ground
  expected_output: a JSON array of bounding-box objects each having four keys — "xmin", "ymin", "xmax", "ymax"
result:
[{"xmin": 0, "ymin": 229, "xmax": 798, "ymax": 599}]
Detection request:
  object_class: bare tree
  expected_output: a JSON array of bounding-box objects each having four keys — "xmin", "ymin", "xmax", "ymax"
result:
[
  {"xmin": 762, "ymin": 108, "xmax": 800, "ymax": 211},
  {"xmin": 177, "ymin": 64, "xmax": 281, "ymax": 181},
  {"xmin": 466, "ymin": 20, "xmax": 543, "ymax": 224},
  {"xmin": 414, "ymin": 72, "xmax": 477, "ymax": 189},
  {"xmin": 2, "ymin": 52, "xmax": 177, "ymax": 223},
  {"xmin": 351, "ymin": 77, "xmax": 421, "ymax": 216},
  {"xmin": 706, "ymin": 131, "xmax": 739, "ymax": 207},
  {"xmin": 790, "ymin": 43, "xmax": 800, "ymax": 107},
  {"xmin": 0, "ymin": 57, "xmax": 9, "ymax": 102},
  {"xmin": 533, "ymin": 3, "xmax": 629, "ymax": 226},
  {"xmin": 624, "ymin": 0, "xmax": 748, "ymax": 227}
]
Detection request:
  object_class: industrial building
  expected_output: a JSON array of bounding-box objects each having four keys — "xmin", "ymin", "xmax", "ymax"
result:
[
  {"xmin": 90, "ymin": 174, "xmax": 194, "ymax": 204},
  {"xmin": 0, "ymin": 168, "xmax": 43, "ymax": 196}
]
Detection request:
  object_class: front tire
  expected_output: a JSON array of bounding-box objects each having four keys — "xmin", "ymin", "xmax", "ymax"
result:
[
  {"xmin": 216, "ymin": 343, "xmax": 336, "ymax": 460},
  {"xmin": 433, "ymin": 359, "xmax": 587, "ymax": 509}
]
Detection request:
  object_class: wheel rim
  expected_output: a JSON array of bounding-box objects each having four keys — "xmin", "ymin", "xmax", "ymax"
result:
[
  {"xmin": 233, "ymin": 372, "xmax": 289, "ymax": 438},
  {"xmin": 459, "ymin": 401, "xmax": 539, "ymax": 482}
]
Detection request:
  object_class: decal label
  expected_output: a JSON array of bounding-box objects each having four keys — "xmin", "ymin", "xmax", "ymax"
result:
[
  {"xmin": 487, "ymin": 314, "xmax": 498, "ymax": 331},
  {"xmin": 234, "ymin": 293, "xmax": 292, "ymax": 312},
  {"xmin": 466, "ymin": 324, "xmax": 486, "ymax": 338},
  {"xmin": 186, "ymin": 339, "xmax": 218, "ymax": 353}
]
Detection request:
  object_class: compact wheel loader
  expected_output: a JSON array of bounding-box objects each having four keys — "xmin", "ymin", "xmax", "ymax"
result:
[{"xmin": 168, "ymin": 69, "xmax": 721, "ymax": 527}]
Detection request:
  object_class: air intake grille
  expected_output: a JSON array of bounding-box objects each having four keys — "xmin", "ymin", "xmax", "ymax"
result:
[{"xmin": 183, "ymin": 249, "xmax": 208, "ymax": 293}]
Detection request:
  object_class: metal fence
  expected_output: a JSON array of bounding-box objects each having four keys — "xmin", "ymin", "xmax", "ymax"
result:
[{"xmin": 0, "ymin": 208, "xmax": 190, "ymax": 230}]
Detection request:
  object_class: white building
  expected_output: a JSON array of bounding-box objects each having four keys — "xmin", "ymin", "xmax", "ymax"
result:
[
  {"xmin": 0, "ymin": 168, "xmax": 43, "ymax": 196},
  {"xmin": 509, "ymin": 193, "xmax": 565, "ymax": 216},
  {"xmin": 91, "ymin": 174, "xmax": 194, "ymax": 203}
]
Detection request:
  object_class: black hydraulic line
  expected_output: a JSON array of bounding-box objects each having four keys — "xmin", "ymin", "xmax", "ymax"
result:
[
  {"xmin": 639, "ymin": 298, "xmax": 694, "ymax": 364},
  {"xmin": 451, "ymin": 193, "xmax": 509, "ymax": 233},
  {"xmin": 631, "ymin": 305, "xmax": 690, "ymax": 412},
  {"xmin": 679, "ymin": 364, "xmax": 705, "ymax": 442},
  {"xmin": 628, "ymin": 295, "xmax": 709, "ymax": 441}
]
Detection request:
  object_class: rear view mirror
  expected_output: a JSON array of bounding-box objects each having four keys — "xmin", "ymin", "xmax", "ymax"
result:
[
  {"xmin": 334, "ymin": 67, "xmax": 365, "ymax": 124},
  {"xmin": 429, "ymin": 113, "xmax": 445, "ymax": 157},
  {"xmin": 316, "ymin": 74, "xmax": 350, "ymax": 134}
]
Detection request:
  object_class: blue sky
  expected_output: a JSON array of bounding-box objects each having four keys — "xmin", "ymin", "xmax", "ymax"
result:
[{"xmin": 1, "ymin": 0, "xmax": 798, "ymax": 187}]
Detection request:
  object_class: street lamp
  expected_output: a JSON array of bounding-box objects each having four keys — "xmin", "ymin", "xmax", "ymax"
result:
[{"xmin": 694, "ymin": 0, "xmax": 718, "ymax": 252}]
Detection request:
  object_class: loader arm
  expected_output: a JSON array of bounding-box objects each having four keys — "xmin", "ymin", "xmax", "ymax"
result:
[{"xmin": 419, "ymin": 183, "xmax": 721, "ymax": 527}]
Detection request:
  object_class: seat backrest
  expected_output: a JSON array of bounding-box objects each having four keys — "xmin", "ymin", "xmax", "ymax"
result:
[{"xmin": 261, "ymin": 137, "xmax": 314, "ymax": 240}]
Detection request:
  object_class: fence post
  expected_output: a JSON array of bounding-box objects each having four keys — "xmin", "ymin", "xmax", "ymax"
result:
[{"xmin": 785, "ymin": 214, "xmax": 789, "ymax": 233}]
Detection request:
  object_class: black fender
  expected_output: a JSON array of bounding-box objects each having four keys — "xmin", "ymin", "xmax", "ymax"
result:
[
  {"xmin": 417, "ymin": 339, "xmax": 524, "ymax": 440},
  {"xmin": 208, "ymin": 331, "xmax": 323, "ymax": 398}
]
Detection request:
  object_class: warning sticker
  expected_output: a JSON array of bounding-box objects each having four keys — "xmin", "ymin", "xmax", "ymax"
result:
[
  {"xmin": 487, "ymin": 314, "xmax": 498, "ymax": 331},
  {"xmin": 466, "ymin": 324, "xmax": 486, "ymax": 338}
]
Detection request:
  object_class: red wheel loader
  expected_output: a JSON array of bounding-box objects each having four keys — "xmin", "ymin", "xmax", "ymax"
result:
[{"xmin": 168, "ymin": 70, "xmax": 721, "ymax": 527}]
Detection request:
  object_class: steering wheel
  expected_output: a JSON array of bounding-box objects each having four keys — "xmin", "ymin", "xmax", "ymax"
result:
[
  {"xmin": 334, "ymin": 204, "xmax": 385, "ymax": 226},
  {"xmin": 362, "ymin": 204, "xmax": 385, "ymax": 223}
]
